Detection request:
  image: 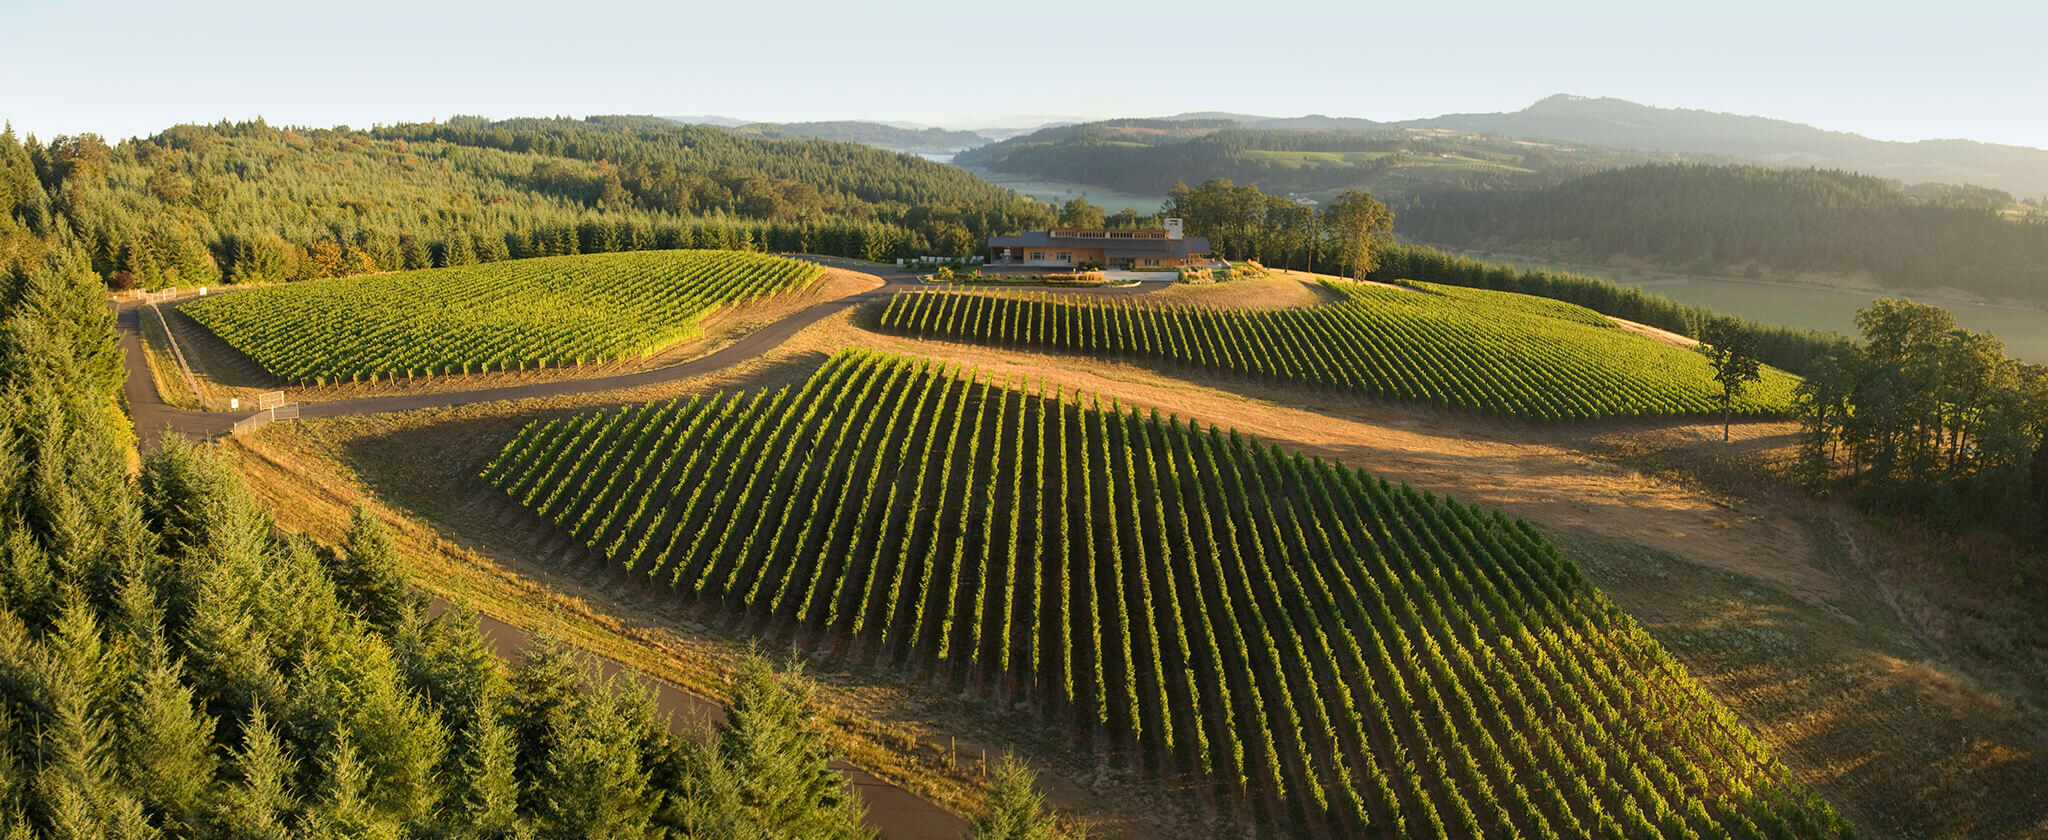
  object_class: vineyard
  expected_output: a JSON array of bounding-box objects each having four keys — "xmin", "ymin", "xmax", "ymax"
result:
[
  {"xmin": 875, "ymin": 280, "xmax": 1801, "ymax": 420},
  {"xmin": 485, "ymin": 349, "xmax": 1849, "ymax": 838},
  {"xmin": 181, "ymin": 250, "xmax": 823, "ymax": 384}
]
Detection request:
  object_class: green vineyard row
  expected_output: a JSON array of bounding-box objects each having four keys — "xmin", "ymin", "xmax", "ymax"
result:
[
  {"xmin": 182, "ymin": 249, "xmax": 823, "ymax": 384},
  {"xmin": 484, "ymin": 349, "xmax": 1848, "ymax": 838},
  {"xmin": 875, "ymin": 280, "xmax": 1800, "ymax": 421}
]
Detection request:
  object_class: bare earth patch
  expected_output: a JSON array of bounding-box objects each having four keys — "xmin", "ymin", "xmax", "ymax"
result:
[
  {"xmin": 1606, "ymin": 314, "xmax": 1701, "ymax": 348},
  {"xmin": 1143, "ymin": 273, "xmax": 1337, "ymax": 309}
]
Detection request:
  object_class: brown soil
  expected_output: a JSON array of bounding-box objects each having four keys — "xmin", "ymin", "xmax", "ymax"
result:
[
  {"xmin": 1605, "ymin": 314, "xmax": 1700, "ymax": 349},
  {"xmin": 1143, "ymin": 273, "xmax": 1337, "ymax": 309},
  {"xmin": 158, "ymin": 269, "xmax": 879, "ymax": 408}
]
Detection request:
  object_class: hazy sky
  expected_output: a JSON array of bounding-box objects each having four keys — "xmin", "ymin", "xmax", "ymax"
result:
[{"xmin": 4, "ymin": 0, "xmax": 2043, "ymax": 148}]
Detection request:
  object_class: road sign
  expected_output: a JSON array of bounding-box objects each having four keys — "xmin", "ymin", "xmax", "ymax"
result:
[{"xmin": 256, "ymin": 390, "xmax": 286, "ymax": 410}]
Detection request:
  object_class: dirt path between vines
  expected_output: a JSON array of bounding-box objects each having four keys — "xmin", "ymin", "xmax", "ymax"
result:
[{"xmin": 790, "ymin": 318, "xmax": 1838, "ymax": 605}]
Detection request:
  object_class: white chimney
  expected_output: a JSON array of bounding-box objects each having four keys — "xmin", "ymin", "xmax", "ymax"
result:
[{"xmin": 1164, "ymin": 218, "xmax": 1184, "ymax": 240}]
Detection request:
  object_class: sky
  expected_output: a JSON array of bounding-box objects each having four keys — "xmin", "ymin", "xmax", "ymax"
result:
[{"xmin": 4, "ymin": 0, "xmax": 2044, "ymax": 148}]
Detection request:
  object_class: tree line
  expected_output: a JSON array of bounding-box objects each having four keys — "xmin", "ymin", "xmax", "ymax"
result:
[
  {"xmin": 0, "ymin": 252, "xmax": 1080, "ymax": 838},
  {"xmin": 1397, "ymin": 163, "xmax": 2048, "ymax": 305},
  {"xmin": 1795, "ymin": 299, "xmax": 2048, "ymax": 547},
  {"xmin": 1161, "ymin": 179, "xmax": 1393, "ymax": 277},
  {"xmin": 1364, "ymin": 244, "xmax": 1853, "ymax": 377},
  {"xmin": 0, "ymin": 116, "xmax": 1060, "ymax": 292}
]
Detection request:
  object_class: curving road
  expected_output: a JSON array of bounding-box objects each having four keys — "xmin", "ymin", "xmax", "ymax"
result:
[
  {"xmin": 118, "ymin": 264, "xmax": 918, "ymax": 441},
  {"xmin": 112, "ymin": 261, "xmax": 1175, "ymax": 840},
  {"xmin": 118, "ymin": 262, "xmax": 1172, "ymax": 442}
]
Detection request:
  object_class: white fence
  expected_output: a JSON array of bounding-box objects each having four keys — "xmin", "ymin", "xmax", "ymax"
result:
[{"xmin": 229, "ymin": 402, "xmax": 300, "ymax": 437}]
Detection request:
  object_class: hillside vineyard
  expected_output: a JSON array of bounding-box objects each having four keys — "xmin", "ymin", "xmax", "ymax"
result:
[
  {"xmin": 181, "ymin": 250, "xmax": 822, "ymax": 384},
  {"xmin": 878, "ymin": 281, "xmax": 1799, "ymax": 421},
  {"xmin": 485, "ymin": 350, "xmax": 1848, "ymax": 838}
]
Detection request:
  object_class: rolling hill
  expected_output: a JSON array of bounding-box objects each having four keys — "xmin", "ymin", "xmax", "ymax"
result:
[
  {"xmin": 1412, "ymin": 95, "xmax": 2048, "ymax": 198},
  {"xmin": 719, "ymin": 121, "xmax": 991, "ymax": 155},
  {"xmin": 1399, "ymin": 164, "xmax": 2048, "ymax": 305},
  {"xmin": 486, "ymin": 348, "xmax": 1851, "ymax": 839}
]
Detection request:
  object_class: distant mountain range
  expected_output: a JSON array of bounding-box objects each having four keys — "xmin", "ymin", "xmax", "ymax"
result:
[
  {"xmin": 1405, "ymin": 95, "xmax": 2048, "ymax": 198},
  {"xmin": 1157, "ymin": 96, "xmax": 2048, "ymax": 198},
  {"xmin": 663, "ymin": 117, "xmax": 994, "ymax": 155},
  {"xmin": 727, "ymin": 121, "xmax": 989, "ymax": 155},
  {"xmin": 668, "ymin": 98, "xmax": 2048, "ymax": 198}
]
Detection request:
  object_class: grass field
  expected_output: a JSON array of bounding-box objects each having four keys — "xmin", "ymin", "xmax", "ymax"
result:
[{"xmin": 181, "ymin": 250, "xmax": 824, "ymax": 384}]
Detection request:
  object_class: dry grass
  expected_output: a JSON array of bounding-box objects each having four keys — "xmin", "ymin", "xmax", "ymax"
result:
[{"xmin": 1143, "ymin": 272, "xmax": 1336, "ymax": 309}]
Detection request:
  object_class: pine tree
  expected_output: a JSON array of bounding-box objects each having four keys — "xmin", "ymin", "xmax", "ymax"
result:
[
  {"xmin": 453, "ymin": 707, "xmax": 525, "ymax": 839},
  {"xmin": 694, "ymin": 652, "xmax": 870, "ymax": 840},
  {"xmin": 331, "ymin": 506, "xmax": 409, "ymax": 629},
  {"xmin": 969, "ymin": 755, "xmax": 1070, "ymax": 840},
  {"xmin": 120, "ymin": 657, "xmax": 218, "ymax": 824},
  {"xmin": 215, "ymin": 705, "xmax": 297, "ymax": 840},
  {"xmin": 296, "ymin": 728, "xmax": 400, "ymax": 840}
]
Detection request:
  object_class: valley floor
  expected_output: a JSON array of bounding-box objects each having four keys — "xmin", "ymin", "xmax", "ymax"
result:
[{"xmin": 144, "ymin": 266, "xmax": 2048, "ymax": 838}]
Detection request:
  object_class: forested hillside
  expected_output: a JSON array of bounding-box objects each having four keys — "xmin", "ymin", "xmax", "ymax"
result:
[
  {"xmin": 1398, "ymin": 164, "xmax": 2048, "ymax": 304},
  {"xmin": 0, "ymin": 115, "xmax": 1053, "ymax": 290},
  {"xmin": 954, "ymin": 119, "xmax": 1668, "ymax": 201},
  {"xmin": 1412, "ymin": 94, "xmax": 2048, "ymax": 199},
  {"xmin": 723, "ymin": 121, "xmax": 990, "ymax": 155},
  {"xmin": 0, "ymin": 254, "xmax": 886, "ymax": 837}
]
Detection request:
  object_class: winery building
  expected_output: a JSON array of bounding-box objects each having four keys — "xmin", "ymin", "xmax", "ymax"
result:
[{"xmin": 988, "ymin": 218, "xmax": 1213, "ymax": 269}]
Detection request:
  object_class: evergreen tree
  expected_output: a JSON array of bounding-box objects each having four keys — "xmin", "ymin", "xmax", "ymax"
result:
[
  {"xmin": 330, "ymin": 506, "xmax": 409, "ymax": 629},
  {"xmin": 688, "ymin": 652, "xmax": 870, "ymax": 840},
  {"xmin": 119, "ymin": 656, "xmax": 218, "ymax": 824},
  {"xmin": 297, "ymin": 728, "xmax": 401, "ymax": 840},
  {"xmin": 969, "ymin": 754, "xmax": 1071, "ymax": 840},
  {"xmin": 216, "ymin": 705, "xmax": 297, "ymax": 840}
]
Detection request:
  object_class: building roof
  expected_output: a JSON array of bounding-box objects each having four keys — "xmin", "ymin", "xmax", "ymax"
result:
[{"xmin": 989, "ymin": 231, "xmax": 1211, "ymax": 258}]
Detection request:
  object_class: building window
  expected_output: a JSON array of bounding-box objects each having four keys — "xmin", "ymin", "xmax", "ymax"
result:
[
  {"xmin": 1030, "ymin": 252, "xmax": 1044, "ymax": 261},
  {"xmin": 1056, "ymin": 251, "xmax": 1071, "ymax": 263}
]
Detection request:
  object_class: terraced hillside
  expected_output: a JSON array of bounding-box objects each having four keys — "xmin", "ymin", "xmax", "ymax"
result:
[
  {"xmin": 484, "ymin": 349, "xmax": 1848, "ymax": 838},
  {"xmin": 182, "ymin": 250, "xmax": 823, "ymax": 384},
  {"xmin": 877, "ymin": 280, "xmax": 1800, "ymax": 420}
]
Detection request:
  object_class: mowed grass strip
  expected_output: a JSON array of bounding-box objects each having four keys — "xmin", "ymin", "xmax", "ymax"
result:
[
  {"xmin": 484, "ymin": 348, "xmax": 1851, "ymax": 839},
  {"xmin": 878, "ymin": 279, "xmax": 1800, "ymax": 421},
  {"xmin": 182, "ymin": 250, "xmax": 823, "ymax": 384}
]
